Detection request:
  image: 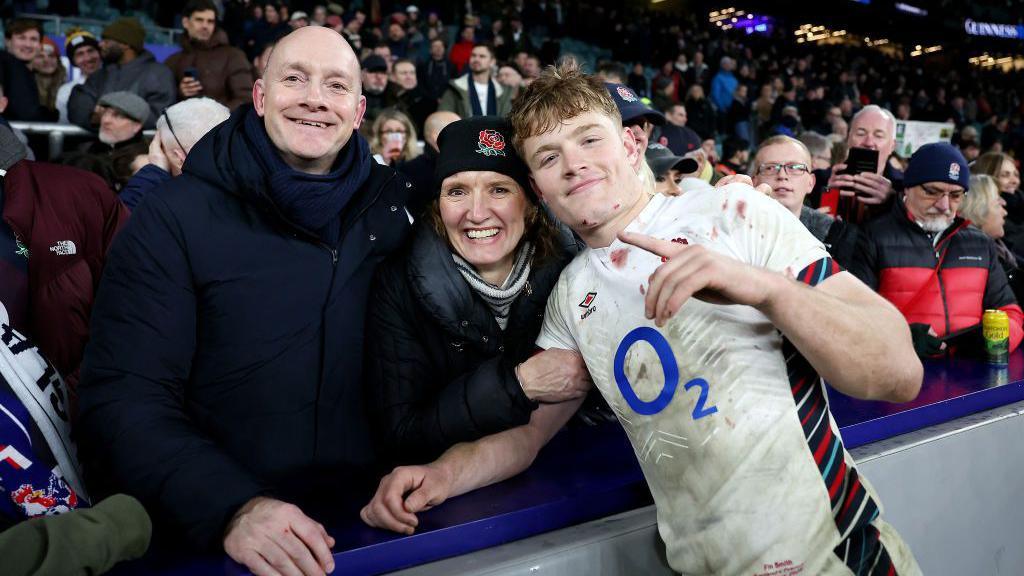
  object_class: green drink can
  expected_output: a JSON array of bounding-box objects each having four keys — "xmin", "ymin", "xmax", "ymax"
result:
[{"xmin": 983, "ymin": 309, "xmax": 1009, "ymax": 364}]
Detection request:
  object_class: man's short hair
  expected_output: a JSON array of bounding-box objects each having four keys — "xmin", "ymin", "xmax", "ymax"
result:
[
  {"xmin": 5, "ymin": 18, "xmax": 43, "ymax": 39},
  {"xmin": 183, "ymin": 0, "xmax": 218, "ymax": 17},
  {"xmin": 510, "ymin": 58, "xmax": 621, "ymax": 152},
  {"xmin": 664, "ymin": 102, "xmax": 684, "ymax": 115},
  {"xmin": 851, "ymin": 104, "xmax": 896, "ymax": 138},
  {"xmin": 752, "ymin": 135, "xmax": 813, "ymax": 172},
  {"xmin": 498, "ymin": 61, "xmax": 523, "ymax": 75},
  {"xmin": 798, "ymin": 132, "xmax": 830, "ymax": 160},
  {"xmin": 156, "ymin": 97, "xmax": 230, "ymax": 152},
  {"xmin": 472, "ymin": 43, "xmax": 496, "ymax": 59},
  {"xmin": 596, "ymin": 61, "xmax": 627, "ymax": 83},
  {"xmin": 723, "ymin": 137, "xmax": 749, "ymax": 161}
]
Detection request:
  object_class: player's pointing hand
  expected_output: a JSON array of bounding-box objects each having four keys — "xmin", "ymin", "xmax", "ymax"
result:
[{"xmin": 617, "ymin": 231, "xmax": 779, "ymax": 326}]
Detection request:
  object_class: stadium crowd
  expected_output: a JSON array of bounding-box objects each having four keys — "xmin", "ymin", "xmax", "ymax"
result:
[{"xmin": 0, "ymin": 0, "xmax": 1022, "ymax": 574}]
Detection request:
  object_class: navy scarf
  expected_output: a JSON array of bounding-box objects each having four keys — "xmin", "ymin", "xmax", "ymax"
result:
[
  {"xmin": 244, "ymin": 109, "xmax": 372, "ymax": 246},
  {"xmin": 468, "ymin": 77, "xmax": 498, "ymax": 117}
]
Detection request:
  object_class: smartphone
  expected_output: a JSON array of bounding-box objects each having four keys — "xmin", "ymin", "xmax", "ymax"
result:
[
  {"xmin": 183, "ymin": 67, "xmax": 199, "ymax": 80},
  {"xmin": 385, "ymin": 132, "xmax": 405, "ymax": 146},
  {"xmin": 841, "ymin": 147, "xmax": 879, "ymax": 176},
  {"xmin": 819, "ymin": 187, "xmax": 840, "ymax": 216}
]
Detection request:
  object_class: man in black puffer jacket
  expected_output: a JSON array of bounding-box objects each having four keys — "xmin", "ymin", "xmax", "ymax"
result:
[{"xmin": 78, "ymin": 27, "xmax": 414, "ymax": 576}]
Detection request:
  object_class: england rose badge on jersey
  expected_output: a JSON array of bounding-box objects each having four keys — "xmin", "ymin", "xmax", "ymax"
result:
[
  {"xmin": 476, "ymin": 129, "xmax": 507, "ymax": 157},
  {"xmin": 617, "ymin": 86, "xmax": 638, "ymax": 103},
  {"xmin": 948, "ymin": 162, "xmax": 960, "ymax": 180}
]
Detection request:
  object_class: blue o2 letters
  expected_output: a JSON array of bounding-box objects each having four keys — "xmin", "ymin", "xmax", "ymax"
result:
[{"xmin": 613, "ymin": 327, "xmax": 718, "ymax": 419}]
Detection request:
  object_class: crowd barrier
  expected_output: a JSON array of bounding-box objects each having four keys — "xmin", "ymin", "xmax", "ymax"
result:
[
  {"xmin": 11, "ymin": 121, "xmax": 156, "ymax": 159},
  {"xmin": 104, "ymin": 348, "xmax": 1024, "ymax": 575}
]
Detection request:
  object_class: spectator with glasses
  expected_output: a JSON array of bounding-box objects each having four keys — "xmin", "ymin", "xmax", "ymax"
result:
[
  {"xmin": 852, "ymin": 143, "xmax": 1023, "ymax": 357},
  {"xmin": 752, "ymin": 135, "xmax": 859, "ymax": 269}
]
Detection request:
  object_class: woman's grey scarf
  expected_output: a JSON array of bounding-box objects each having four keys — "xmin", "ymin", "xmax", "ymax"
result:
[{"xmin": 453, "ymin": 242, "xmax": 534, "ymax": 330}]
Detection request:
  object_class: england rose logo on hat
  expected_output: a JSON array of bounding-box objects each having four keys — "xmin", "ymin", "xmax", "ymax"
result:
[
  {"xmin": 948, "ymin": 162, "xmax": 960, "ymax": 180},
  {"xmin": 617, "ymin": 86, "xmax": 638, "ymax": 103},
  {"xmin": 477, "ymin": 129, "xmax": 507, "ymax": 157}
]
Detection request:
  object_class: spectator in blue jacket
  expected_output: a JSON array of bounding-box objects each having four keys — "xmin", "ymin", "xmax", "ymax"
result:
[
  {"xmin": 710, "ymin": 56, "xmax": 738, "ymax": 114},
  {"xmin": 78, "ymin": 27, "xmax": 415, "ymax": 576}
]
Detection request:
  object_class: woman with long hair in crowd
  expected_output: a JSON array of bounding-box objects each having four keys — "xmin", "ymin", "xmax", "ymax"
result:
[
  {"xmin": 32, "ymin": 38, "xmax": 65, "ymax": 113},
  {"xmin": 973, "ymin": 152, "xmax": 1023, "ymax": 252},
  {"xmin": 962, "ymin": 174, "xmax": 1024, "ymax": 301},
  {"xmin": 370, "ymin": 108, "xmax": 421, "ymax": 166}
]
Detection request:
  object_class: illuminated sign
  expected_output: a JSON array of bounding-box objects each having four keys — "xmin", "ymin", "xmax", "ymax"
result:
[
  {"xmin": 964, "ymin": 19, "xmax": 1023, "ymax": 39},
  {"xmin": 895, "ymin": 3, "xmax": 927, "ymax": 16}
]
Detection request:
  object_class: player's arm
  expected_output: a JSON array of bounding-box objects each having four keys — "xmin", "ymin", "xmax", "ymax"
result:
[
  {"xmin": 361, "ymin": 397, "xmax": 584, "ymax": 534},
  {"xmin": 760, "ymin": 269, "xmax": 921, "ymax": 403},
  {"xmin": 619, "ymin": 186, "xmax": 921, "ymax": 403}
]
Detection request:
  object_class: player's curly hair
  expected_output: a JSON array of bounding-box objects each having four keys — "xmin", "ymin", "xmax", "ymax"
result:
[{"xmin": 509, "ymin": 56, "xmax": 621, "ymax": 155}]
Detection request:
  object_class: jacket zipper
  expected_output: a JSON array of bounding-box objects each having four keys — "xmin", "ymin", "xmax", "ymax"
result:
[
  {"xmin": 312, "ymin": 171, "xmax": 396, "ymax": 457},
  {"xmin": 931, "ymin": 222, "xmax": 967, "ymax": 340}
]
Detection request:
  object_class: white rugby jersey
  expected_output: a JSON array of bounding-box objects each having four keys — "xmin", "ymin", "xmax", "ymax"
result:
[{"xmin": 537, "ymin": 182, "xmax": 919, "ymax": 575}]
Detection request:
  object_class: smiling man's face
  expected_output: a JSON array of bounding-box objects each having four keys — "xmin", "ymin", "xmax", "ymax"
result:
[
  {"xmin": 253, "ymin": 27, "xmax": 366, "ymax": 174},
  {"xmin": 520, "ymin": 111, "xmax": 642, "ymax": 245}
]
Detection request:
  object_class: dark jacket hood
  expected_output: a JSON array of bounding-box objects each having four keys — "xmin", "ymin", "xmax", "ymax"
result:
[
  {"xmin": 182, "ymin": 104, "xmax": 270, "ymax": 204},
  {"xmin": 407, "ymin": 224, "xmax": 494, "ymax": 340}
]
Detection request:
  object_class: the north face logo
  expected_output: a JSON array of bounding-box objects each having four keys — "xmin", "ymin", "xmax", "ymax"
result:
[{"xmin": 48, "ymin": 241, "xmax": 76, "ymax": 256}]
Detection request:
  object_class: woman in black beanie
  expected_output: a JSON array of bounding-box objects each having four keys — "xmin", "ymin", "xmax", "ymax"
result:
[{"xmin": 362, "ymin": 117, "xmax": 589, "ymax": 530}]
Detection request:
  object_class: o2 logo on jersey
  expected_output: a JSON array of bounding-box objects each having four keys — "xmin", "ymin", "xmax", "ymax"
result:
[{"xmin": 613, "ymin": 327, "xmax": 718, "ymax": 419}]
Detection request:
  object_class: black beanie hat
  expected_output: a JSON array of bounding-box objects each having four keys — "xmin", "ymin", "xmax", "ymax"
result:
[{"xmin": 434, "ymin": 116, "xmax": 535, "ymax": 202}]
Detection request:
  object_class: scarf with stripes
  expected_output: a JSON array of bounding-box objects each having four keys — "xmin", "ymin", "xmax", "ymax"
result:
[{"xmin": 453, "ymin": 242, "xmax": 534, "ymax": 330}]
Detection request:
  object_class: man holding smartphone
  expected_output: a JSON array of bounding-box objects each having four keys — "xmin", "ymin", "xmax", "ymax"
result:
[
  {"xmin": 820, "ymin": 105, "xmax": 903, "ymax": 221},
  {"xmin": 165, "ymin": 0, "xmax": 254, "ymax": 109}
]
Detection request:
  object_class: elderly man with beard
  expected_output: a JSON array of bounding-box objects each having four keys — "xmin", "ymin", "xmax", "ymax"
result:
[
  {"xmin": 60, "ymin": 91, "xmax": 150, "ymax": 191},
  {"xmin": 852, "ymin": 143, "xmax": 1023, "ymax": 357},
  {"xmin": 78, "ymin": 27, "xmax": 414, "ymax": 576},
  {"xmin": 67, "ymin": 17, "xmax": 176, "ymax": 130}
]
